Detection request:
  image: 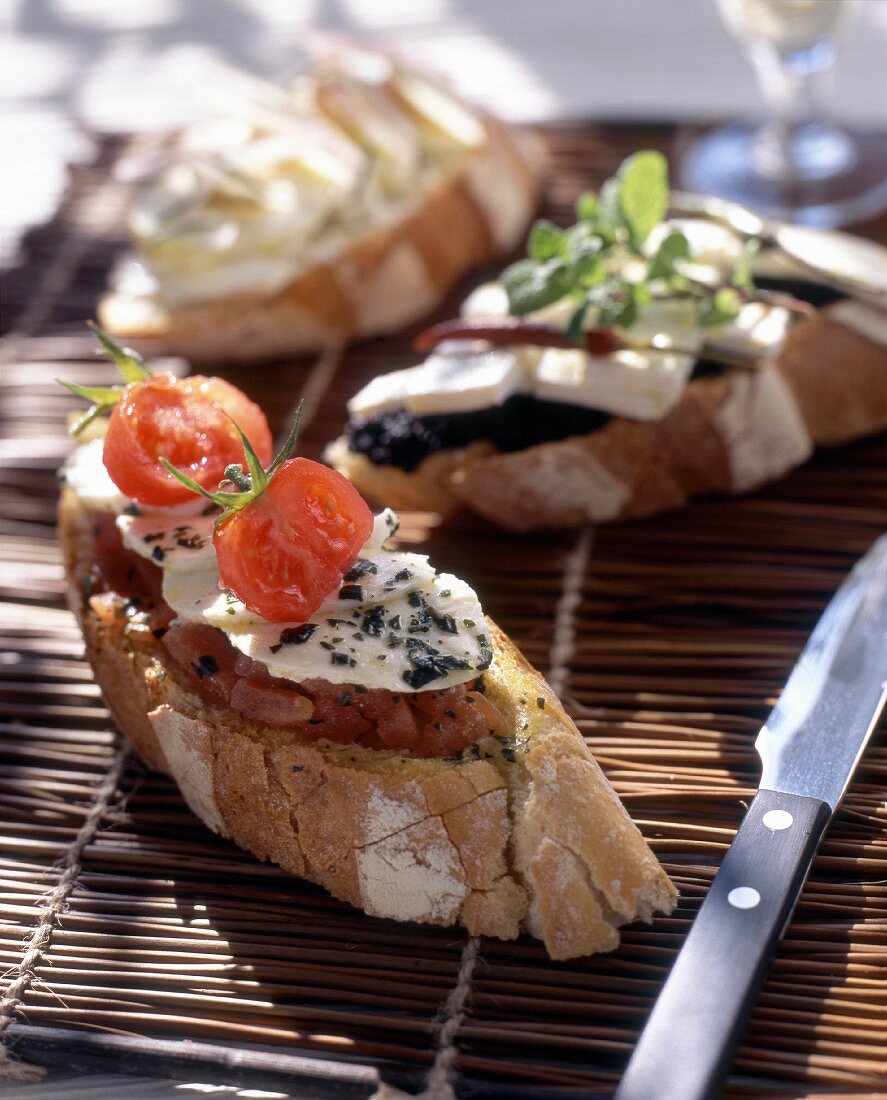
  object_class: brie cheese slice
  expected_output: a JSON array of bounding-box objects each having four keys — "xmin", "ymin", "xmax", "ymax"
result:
[{"xmin": 347, "ymin": 346, "xmax": 525, "ymax": 418}]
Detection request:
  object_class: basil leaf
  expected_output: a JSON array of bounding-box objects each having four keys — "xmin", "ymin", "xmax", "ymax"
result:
[
  {"xmin": 587, "ymin": 281, "xmax": 638, "ymax": 329},
  {"xmin": 527, "ymin": 219, "xmax": 564, "ymax": 261},
  {"xmin": 699, "ymin": 286, "xmax": 743, "ymax": 326},
  {"xmin": 618, "ymin": 151, "xmax": 669, "ymax": 249},
  {"xmin": 502, "ymin": 258, "xmax": 572, "ymax": 316},
  {"xmin": 598, "ymin": 177, "xmax": 623, "ymax": 238},
  {"xmin": 575, "ymin": 191, "xmax": 600, "ymax": 223},
  {"xmin": 648, "ymin": 228, "xmax": 691, "ymax": 280},
  {"xmin": 564, "ymin": 224, "xmax": 605, "ymax": 283}
]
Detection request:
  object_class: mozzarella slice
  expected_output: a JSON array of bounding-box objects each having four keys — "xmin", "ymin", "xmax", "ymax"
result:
[
  {"xmin": 716, "ymin": 303, "xmax": 792, "ymax": 356},
  {"xmin": 534, "ymin": 347, "xmax": 697, "ymax": 421},
  {"xmin": 230, "ymin": 574, "xmax": 490, "ymax": 691},
  {"xmin": 347, "ymin": 346, "xmax": 524, "ymax": 418},
  {"xmin": 824, "ymin": 300, "xmax": 887, "ymax": 348},
  {"xmin": 166, "ymin": 561, "xmax": 489, "ymax": 692},
  {"xmin": 60, "ymin": 439, "xmax": 129, "ymax": 513},
  {"xmin": 366, "ymin": 508, "xmax": 400, "ymax": 548},
  {"xmin": 117, "ymin": 513, "xmax": 217, "ymax": 572},
  {"xmin": 164, "ymin": 546, "xmax": 438, "ymax": 634}
]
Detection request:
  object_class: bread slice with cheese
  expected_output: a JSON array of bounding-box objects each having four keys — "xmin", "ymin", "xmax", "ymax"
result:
[
  {"xmin": 59, "ymin": 488, "xmax": 676, "ymax": 958},
  {"xmin": 98, "ymin": 53, "xmax": 542, "ymax": 363},
  {"xmin": 328, "ymin": 305, "xmax": 887, "ymax": 531}
]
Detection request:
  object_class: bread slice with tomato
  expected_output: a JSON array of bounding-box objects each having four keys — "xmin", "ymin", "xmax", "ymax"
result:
[
  {"xmin": 97, "ymin": 50, "xmax": 542, "ymax": 363},
  {"xmin": 57, "ymin": 331, "xmax": 676, "ymax": 959}
]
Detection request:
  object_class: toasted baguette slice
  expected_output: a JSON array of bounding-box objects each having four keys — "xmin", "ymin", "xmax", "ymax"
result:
[
  {"xmin": 60, "ymin": 489, "xmax": 675, "ymax": 958},
  {"xmin": 99, "ymin": 119, "xmax": 541, "ymax": 364},
  {"xmin": 328, "ymin": 311, "xmax": 887, "ymax": 531}
]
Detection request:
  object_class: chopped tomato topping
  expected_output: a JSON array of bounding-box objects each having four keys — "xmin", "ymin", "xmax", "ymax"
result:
[
  {"xmin": 214, "ymin": 458, "xmax": 373, "ymax": 623},
  {"xmin": 160, "ymin": 619, "xmax": 503, "ymax": 756},
  {"xmin": 103, "ymin": 373, "xmax": 272, "ymax": 507}
]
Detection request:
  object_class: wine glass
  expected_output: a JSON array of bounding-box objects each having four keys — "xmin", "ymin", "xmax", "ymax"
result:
[{"xmin": 681, "ymin": 0, "xmax": 887, "ymax": 227}]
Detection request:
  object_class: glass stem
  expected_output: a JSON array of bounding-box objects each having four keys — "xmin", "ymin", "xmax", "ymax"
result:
[{"xmin": 747, "ymin": 37, "xmax": 844, "ymax": 182}]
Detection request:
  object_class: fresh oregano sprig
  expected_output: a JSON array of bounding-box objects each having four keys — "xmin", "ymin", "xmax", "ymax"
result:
[
  {"xmin": 161, "ymin": 402, "xmax": 303, "ymax": 519},
  {"xmin": 58, "ymin": 322, "xmax": 151, "ymax": 436},
  {"xmin": 502, "ymin": 150, "xmax": 758, "ymax": 343}
]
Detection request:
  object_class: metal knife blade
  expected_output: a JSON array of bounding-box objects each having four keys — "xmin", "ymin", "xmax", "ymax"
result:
[
  {"xmin": 757, "ymin": 533, "xmax": 887, "ymax": 811},
  {"xmin": 669, "ymin": 190, "xmax": 887, "ymax": 305},
  {"xmin": 615, "ymin": 536, "xmax": 887, "ymax": 1100}
]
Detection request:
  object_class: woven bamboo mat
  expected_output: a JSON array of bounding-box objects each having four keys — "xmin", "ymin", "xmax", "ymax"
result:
[{"xmin": 1, "ymin": 125, "xmax": 885, "ymax": 1099}]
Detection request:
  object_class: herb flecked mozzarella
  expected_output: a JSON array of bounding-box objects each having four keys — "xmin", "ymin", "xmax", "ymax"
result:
[
  {"xmin": 60, "ymin": 439, "xmax": 129, "ymax": 513},
  {"xmin": 117, "ymin": 513, "xmax": 217, "ymax": 571},
  {"xmin": 163, "ymin": 547, "xmax": 438, "ymax": 633},
  {"xmin": 165, "ymin": 564, "xmax": 491, "ymax": 691}
]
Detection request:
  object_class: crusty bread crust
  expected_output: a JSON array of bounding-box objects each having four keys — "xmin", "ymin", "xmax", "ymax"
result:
[
  {"xmin": 98, "ymin": 120, "xmax": 542, "ymax": 363},
  {"xmin": 329, "ymin": 315, "xmax": 887, "ymax": 531},
  {"xmin": 59, "ymin": 489, "xmax": 675, "ymax": 957}
]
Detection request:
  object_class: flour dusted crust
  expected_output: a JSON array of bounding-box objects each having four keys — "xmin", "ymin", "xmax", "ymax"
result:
[
  {"xmin": 330, "ymin": 315, "xmax": 887, "ymax": 531},
  {"xmin": 59, "ymin": 489, "xmax": 675, "ymax": 958},
  {"xmin": 98, "ymin": 119, "xmax": 542, "ymax": 363}
]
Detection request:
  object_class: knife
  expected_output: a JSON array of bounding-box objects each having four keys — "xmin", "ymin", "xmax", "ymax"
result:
[
  {"xmin": 669, "ymin": 191, "xmax": 887, "ymax": 307},
  {"xmin": 614, "ymin": 534, "xmax": 887, "ymax": 1100}
]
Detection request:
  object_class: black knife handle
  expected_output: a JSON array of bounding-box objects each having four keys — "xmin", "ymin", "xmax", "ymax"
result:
[{"xmin": 614, "ymin": 788, "xmax": 831, "ymax": 1100}]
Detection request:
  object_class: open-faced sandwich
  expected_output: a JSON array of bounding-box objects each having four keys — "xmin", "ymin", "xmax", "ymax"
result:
[
  {"xmin": 58, "ymin": 329, "xmax": 675, "ymax": 959},
  {"xmin": 327, "ymin": 152, "xmax": 887, "ymax": 530},
  {"xmin": 98, "ymin": 48, "xmax": 542, "ymax": 363}
]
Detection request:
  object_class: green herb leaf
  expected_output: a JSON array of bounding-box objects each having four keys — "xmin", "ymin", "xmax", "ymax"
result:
[
  {"xmin": 731, "ymin": 238, "xmax": 760, "ymax": 292},
  {"xmin": 587, "ymin": 282, "xmax": 639, "ymax": 330},
  {"xmin": 563, "ymin": 224, "xmax": 605, "ymax": 283},
  {"xmin": 617, "ymin": 151, "xmax": 669, "ymax": 249},
  {"xmin": 575, "ymin": 191, "xmax": 600, "ymax": 224},
  {"xmin": 526, "ymin": 219, "xmax": 564, "ymax": 262},
  {"xmin": 699, "ymin": 286, "xmax": 743, "ymax": 327},
  {"xmin": 565, "ymin": 301, "xmax": 589, "ymax": 346},
  {"xmin": 648, "ymin": 228, "xmax": 691, "ymax": 280},
  {"xmin": 502, "ymin": 257, "xmax": 573, "ymax": 317}
]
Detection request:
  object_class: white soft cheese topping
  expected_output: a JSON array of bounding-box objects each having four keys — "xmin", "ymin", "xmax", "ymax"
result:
[
  {"xmin": 824, "ymin": 300, "xmax": 887, "ymax": 348},
  {"xmin": 114, "ymin": 60, "xmax": 489, "ymax": 309},
  {"xmin": 348, "ymin": 345, "xmax": 526, "ymax": 418},
  {"xmin": 117, "ymin": 513, "xmax": 217, "ymax": 571},
  {"xmin": 164, "ymin": 557, "xmax": 491, "ymax": 692}
]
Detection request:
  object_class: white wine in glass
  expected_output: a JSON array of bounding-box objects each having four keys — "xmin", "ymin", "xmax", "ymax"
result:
[{"xmin": 681, "ymin": 0, "xmax": 887, "ymax": 226}]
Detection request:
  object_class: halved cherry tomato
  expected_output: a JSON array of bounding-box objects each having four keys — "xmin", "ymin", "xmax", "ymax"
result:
[
  {"xmin": 103, "ymin": 373, "xmax": 272, "ymax": 507},
  {"xmin": 214, "ymin": 457, "xmax": 373, "ymax": 622}
]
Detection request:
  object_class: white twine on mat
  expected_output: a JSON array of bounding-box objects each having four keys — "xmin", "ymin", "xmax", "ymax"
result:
[
  {"xmin": 374, "ymin": 935, "xmax": 481, "ymax": 1100},
  {"xmin": 0, "ymin": 741, "xmax": 129, "ymax": 1081},
  {"xmin": 547, "ymin": 525, "xmax": 593, "ymax": 697}
]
